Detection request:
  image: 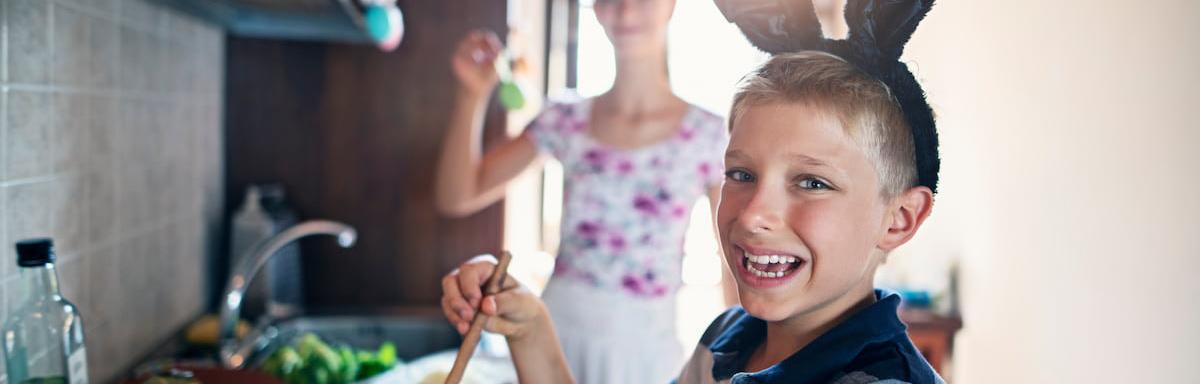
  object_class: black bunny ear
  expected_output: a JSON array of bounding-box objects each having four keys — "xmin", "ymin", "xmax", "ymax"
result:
[
  {"xmin": 715, "ymin": 0, "xmax": 941, "ymax": 193},
  {"xmin": 715, "ymin": 0, "xmax": 823, "ymax": 54},
  {"xmin": 844, "ymin": 0, "xmax": 935, "ymax": 60}
]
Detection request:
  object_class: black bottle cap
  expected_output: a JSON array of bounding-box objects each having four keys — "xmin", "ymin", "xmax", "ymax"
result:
[{"xmin": 15, "ymin": 238, "xmax": 55, "ymax": 267}]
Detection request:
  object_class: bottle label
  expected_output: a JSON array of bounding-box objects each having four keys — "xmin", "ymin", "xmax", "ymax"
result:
[{"xmin": 68, "ymin": 348, "xmax": 88, "ymax": 384}]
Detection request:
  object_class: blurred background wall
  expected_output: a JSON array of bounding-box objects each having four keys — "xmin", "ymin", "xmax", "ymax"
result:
[{"xmin": 890, "ymin": 0, "xmax": 1200, "ymax": 381}]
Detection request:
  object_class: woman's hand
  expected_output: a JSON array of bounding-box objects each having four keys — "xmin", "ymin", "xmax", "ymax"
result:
[
  {"xmin": 451, "ymin": 30, "xmax": 503, "ymax": 99},
  {"xmin": 441, "ymin": 255, "xmax": 549, "ymax": 341}
]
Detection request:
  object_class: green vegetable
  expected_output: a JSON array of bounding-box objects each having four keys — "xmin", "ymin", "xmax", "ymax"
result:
[
  {"xmin": 377, "ymin": 342, "xmax": 397, "ymax": 366},
  {"xmin": 264, "ymin": 346, "xmax": 302, "ymax": 377},
  {"xmin": 338, "ymin": 346, "xmax": 359, "ymax": 383},
  {"xmin": 297, "ymin": 333, "xmax": 330, "ymax": 359},
  {"xmin": 261, "ymin": 333, "xmax": 399, "ymax": 384},
  {"xmin": 308, "ymin": 343, "xmax": 341, "ymax": 373},
  {"xmin": 358, "ymin": 361, "xmax": 390, "ymax": 381},
  {"xmin": 302, "ymin": 361, "xmax": 331, "ymax": 384}
]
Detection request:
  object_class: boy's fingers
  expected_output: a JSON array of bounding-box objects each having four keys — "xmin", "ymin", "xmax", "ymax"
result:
[
  {"xmin": 458, "ymin": 257, "xmax": 499, "ymax": 306},
  {"xmin": 455, "ymin": 267, "xmax": 483, "ymax": 307},
  {"xmin": 500, "ymin": 275, "xmax": 520, "ymax": 291},
  {"xmin": 440, "ymin": 272, "xmax": 461, "ymax": 300},
  {"xmin": 440, "ymin": 299, "xmax": 469, "ymax": 335},
  {"xmin": 488, "ymin": 289, "xmax": 535, "ymax": 320},
  {"xmin": 440, "ymin": 297, "xmax": 458, "ymax": 323},
  {"xmin": 441, "ymin": 296, "xmax": 469, "ymax": 325},
  {"xmin": 440, "ymin": 273, "xmax": 474, "ymax": 319},
  {"xmin": 480, "ymin": 296, "xmax": 498, "ymax": 316},
  {"xmin": 483, "ymin": 316, "xmax": 521, "ymax": 337}
]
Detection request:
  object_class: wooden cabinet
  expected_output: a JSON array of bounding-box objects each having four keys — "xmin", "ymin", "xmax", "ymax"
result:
[
  {"xmin": 224, "ymin": 0, "xmax": 512, "ymax": 309},
  {"xmin": 901, "ymin": 309, "xmax": 962, "ymax": 375}
]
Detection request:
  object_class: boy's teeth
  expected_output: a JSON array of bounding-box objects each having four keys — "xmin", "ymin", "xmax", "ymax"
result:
[
  {"xmin": 744, "ymin": 252, "xmax": 805, "ymax": 279},
  {"xmin": 745, "ymin": 253, "xmax": 798, "ymax": 264}
]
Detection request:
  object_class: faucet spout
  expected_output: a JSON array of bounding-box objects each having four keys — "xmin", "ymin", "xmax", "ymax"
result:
[{"xmin": 219, "ymin": 220, "xmax": 357, "ymax": 368}]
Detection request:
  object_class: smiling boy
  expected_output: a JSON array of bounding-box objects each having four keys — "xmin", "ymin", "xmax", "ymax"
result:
[
  {"xmin": 441, "ymin": 0, "xmax": 946, "ymax": 381},
  {"xmin": 673, "ymin": 50, "xmax": 941, "ymax": 383},
  {"xmin": 441, "ymin": 50, "xmax": 944, "ymax": 383}
]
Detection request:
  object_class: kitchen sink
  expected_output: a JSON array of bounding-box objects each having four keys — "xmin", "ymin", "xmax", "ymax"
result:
[
  {"xmin": 240, "ymin": 314, "xmax": 517, "ymax": 383},
  {"xmin": 244, "ymin": 314, "xmax": 463, "ymax": 366}
]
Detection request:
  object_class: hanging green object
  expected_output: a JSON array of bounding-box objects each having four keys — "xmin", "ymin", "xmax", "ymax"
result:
[
  {"xmin": 493, "ymin": 49, "xmax": 527, "ymax": 111},
  {"xmin": 498, "ymin": 82, "xmax": 526, "ymax": 110}
]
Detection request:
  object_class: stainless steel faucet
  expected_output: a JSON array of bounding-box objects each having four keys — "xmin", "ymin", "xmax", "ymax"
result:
[{"xmin": 219, "ymin": 220, "xmax": 357, "ymax": 368}]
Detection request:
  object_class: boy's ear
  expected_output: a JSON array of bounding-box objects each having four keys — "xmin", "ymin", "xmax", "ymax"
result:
[{"xmin": 878, "ymin": 186, "xmax": 934, "ymax": 252}]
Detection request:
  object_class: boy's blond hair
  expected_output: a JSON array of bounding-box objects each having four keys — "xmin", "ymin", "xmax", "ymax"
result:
[{"xmin": 730, "ymin": 51, "xmax": 918, "ymax": 197}]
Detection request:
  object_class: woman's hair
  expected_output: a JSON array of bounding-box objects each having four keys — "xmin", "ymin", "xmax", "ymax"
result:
[{"xmin": 730, "ymin": 51, "xmax": 918, "ymax": 197}]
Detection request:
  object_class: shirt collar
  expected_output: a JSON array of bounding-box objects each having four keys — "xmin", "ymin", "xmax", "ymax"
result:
[{"xmin": 708, "ymin": 289, "xmax": 908, "ymax": 383}]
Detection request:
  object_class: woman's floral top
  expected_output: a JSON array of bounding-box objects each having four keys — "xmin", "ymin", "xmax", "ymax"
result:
[{"xmin": 525, "ymin": 96, "xmax": 728, "ymax": 298}]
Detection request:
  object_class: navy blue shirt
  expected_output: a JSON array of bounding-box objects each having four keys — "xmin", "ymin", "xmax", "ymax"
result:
[{"xmin": 675, "ymin": 290, "xmax": 944, "ymax": 384}]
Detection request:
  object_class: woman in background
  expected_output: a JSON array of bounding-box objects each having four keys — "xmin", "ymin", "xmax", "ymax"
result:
[{"xmin": 435, "ymin": 0, "xmax": 730, "ymax": 382}]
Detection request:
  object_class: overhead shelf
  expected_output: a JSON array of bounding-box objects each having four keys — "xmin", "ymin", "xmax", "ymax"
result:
[{"xmin": 151, "ymin": 0, "xmax": 404, "ymax": 50}]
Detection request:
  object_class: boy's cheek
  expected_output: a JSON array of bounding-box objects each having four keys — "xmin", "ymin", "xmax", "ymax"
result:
[{"xmin": 715, "ymin": 191, "xmax": 746, "ymax": 232}]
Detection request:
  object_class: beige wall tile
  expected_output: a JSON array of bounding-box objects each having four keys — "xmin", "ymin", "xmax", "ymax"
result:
[
  {"xmin": 48, "ymin": 174, "xmax": 86, "ymax": 256},
  {"xmin": 83, "ymin": 321, "xmax": 121, "ymax": 383},
  {"xmin": 5, "ymin": 91, "xmax": 57, "ymax": 181},
  {"xmin": 120, "ymin": 0, "xmax": 162, "ymax": 34},
  {"xmin": 83, "ymin": 169, "xmax": 117, "ymax": 246},
  {"xmin": 55, "ymin": 256, "xmax": 86, "ymax": 314},
  {"xmin": 118, "ymin": 25, "xmax": 150, "ymax": 92},
  {"xmin": 84, "ymin": 246, "xmax": 118, "ymax": 329},
  {"xmin": 53, "ymin": 93, "xmax": 89, "ymax": 175},
  {"xmin": 7, "ymin": 0, "xmax": 51, "ymax": 85},
  {"xmin": 51, "ymin": 5, "xmax": 92, "ymax": 87},
  {"xmin": 89, "ymin": 15, "xmax": 120, "ymax": 88},
  {"xmin": 5, "ymin": 181, "xmax": 55, "ymax": 243}
]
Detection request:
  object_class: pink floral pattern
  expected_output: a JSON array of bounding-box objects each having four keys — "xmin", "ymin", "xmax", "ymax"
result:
[{"xmin": 526, "ymin": 96, "xmax": 727, "ymax": 297}]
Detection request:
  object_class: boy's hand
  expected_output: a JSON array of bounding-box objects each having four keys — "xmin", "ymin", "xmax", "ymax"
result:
[
  {"xmin": 441, "ymin": 255, "xmax": 576, "ymax": 383},
  {"xmin": 441, "ymin": 255, "xmax": 548, "ymax": 341}
]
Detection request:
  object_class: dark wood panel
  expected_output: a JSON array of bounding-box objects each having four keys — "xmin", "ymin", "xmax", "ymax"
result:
[{"xmin": 225, "ymin": 0, "xmax": 510, "ymax": 308}]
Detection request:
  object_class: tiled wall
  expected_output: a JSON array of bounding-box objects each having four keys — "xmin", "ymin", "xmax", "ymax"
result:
[{"xmin": 1, "ymin": 0, "xmax": 224, "ymax": 382}]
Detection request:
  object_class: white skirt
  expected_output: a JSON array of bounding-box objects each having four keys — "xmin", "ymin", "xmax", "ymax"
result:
[{"xmin": 541, "ymin": 278, "xmax": 683, "ymax": 384}]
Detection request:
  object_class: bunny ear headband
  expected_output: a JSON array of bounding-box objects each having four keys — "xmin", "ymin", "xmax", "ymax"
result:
[{"xmin": 715, "ymin": 0, "xmax": 940, "ymax": 194}]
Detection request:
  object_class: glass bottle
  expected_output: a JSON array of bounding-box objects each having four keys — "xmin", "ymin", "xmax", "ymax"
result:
[{"xmin": 2, "ymin": 239, "xmax": 88, "ymax": 384}]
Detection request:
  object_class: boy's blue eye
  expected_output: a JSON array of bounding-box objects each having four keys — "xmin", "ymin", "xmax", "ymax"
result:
[
  {"xmin": 798, "ymin": 178, "xmax": 831, "ymax": 190},
  {"xmin": 725, "ymin": 169, "xmax": 754, "ymax": 182}
]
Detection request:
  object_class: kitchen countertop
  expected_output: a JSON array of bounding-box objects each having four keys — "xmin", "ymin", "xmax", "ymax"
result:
[{"xmin": 123, "ymin": 306, "xmax": 472, "ymax": 383}]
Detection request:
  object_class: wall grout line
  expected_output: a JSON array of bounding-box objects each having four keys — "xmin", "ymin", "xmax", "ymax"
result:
[
  {"xmin": 114, "ymin": 0, "xmax": 124, "ymax": 96},
  {"xmin": 0, "ymin": 174, "xmax": 59, "ymax": 188},
  {"xmin": 49, "ymin": 0, "xmax": 121, "ymax": 26},
  {"xmin": 48, "ymin": 0, "xmax": 56, "ymax": 89},
  {"xmin": 3, "ymin": 0, "xmax": 9, "ymax": 84},
  {"xmin": 2, "ymin": 87, "xmax": 8, "ymax": 286},
  {"xmin": 3, "ymin": 82, "xmax": 219, "ymax": 99},
  {"xmin": 1, "ymin": 32, "xmax": 7, "ymax": 302}
]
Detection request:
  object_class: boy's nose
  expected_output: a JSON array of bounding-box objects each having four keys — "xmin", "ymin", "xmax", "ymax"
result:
[{"xmin": 738, "ymin": 185, "xmax": 785, "ymax": 234}]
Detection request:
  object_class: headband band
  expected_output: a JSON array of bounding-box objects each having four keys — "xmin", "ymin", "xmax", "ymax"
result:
[{"xmin": 716, "ymin": 0, "xmax": 941, "ymax": 193}]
